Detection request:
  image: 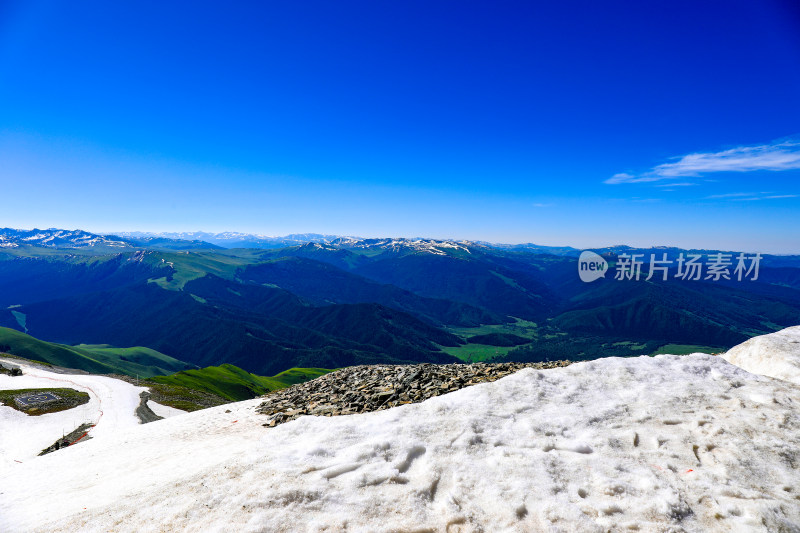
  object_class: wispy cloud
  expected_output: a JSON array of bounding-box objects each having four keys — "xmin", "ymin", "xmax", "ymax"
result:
[
  {"xmin": 532, "ymin": 202, "xmax": 553, "ymax": 208},
  {"xmin": 606, "ymin": 139, "xmax": 800, "ymax": 184},
  {"xmin": 733, "ymin": 194, "xmax": 798, "ymax": 201},
  {"xmin": 704, "ymin": 192, "xmax": 798, "ymax": 201},
  {"xmin": 705, "ymin": 192, "xmax": 755, "ymax": 199}
]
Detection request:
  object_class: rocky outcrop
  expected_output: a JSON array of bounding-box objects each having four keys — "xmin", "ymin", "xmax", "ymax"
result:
[
  {"xmin": 135, "ymin": 391, "xmax": 164, "ymax": 424},
  {"xmin": 0, "ymin": 361, "xmax": 22, "ymax": 376},
  {"xmin": 257, "ymin": 361, "xmax": 571, "ymax": 427},
  {"xmin": 38, "ymin": 423, "xmax": 94, "ymax": 456}
]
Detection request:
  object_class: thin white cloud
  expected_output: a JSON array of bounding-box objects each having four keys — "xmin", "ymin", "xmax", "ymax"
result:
[
  {"xmin": 704, "ymin": 192, "xmax": 798, "ymax": 201},
  {"xmin": 733, "ymin": 194, "xmax": 798, "ymax": 201},
  {"xmin": 532, "ymin": 203, "xmax": 553, "ymax": 208},
  {"xmin": 606, "ymin": 172, "xmax": 661, "ymax": 184},
  {"xmin": 606, "ymin": 139, "xmax": 800, "ymax": 184},
  {"xmin": 705, "ymin": 192, "xmax": 754, "ymax": 199}
]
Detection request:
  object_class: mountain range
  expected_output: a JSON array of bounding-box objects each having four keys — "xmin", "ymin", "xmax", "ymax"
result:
[
  {"xmin": 0, "ymin": 228, "xmax": 219, "ymax": 251},
  {"xmin": 1, "ymin": 227, "xmax": 799, "ymax": 376},
  {"xmin": 117, "ymin": 231, "xmax": 343, "ymax": 249}
]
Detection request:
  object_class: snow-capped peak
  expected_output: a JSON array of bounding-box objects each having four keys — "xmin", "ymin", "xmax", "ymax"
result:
[
  {"xmin": 0, "ymin": 228, "xmax": 132, "ymax": 249},
  {"xmin": 328, "ymin": 237, "xmax": 482, "ymax": 256}
]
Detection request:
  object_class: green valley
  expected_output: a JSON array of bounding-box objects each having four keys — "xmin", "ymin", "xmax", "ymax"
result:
[
  {"xmin": 0, "ymin": 327, "xmax": 193, "ymax": 377},
  {"xmin": 148, "ymin": 364, "xmax": 334, "ymax": 402}
]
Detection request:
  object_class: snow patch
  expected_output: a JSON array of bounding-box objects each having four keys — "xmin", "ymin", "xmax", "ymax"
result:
[
  {"xmin": 146, "ymin": 400, "xmax": 186, "ymax": 419},
  {"xmin": 722, "ymin": 325, "xmax": 800, "ymax": 385}
]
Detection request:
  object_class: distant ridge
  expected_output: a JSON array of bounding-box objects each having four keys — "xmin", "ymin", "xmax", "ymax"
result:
[
  {"xmin": 0, "ymin": 228, "xmax": 131, "ymax": 249},
  {"xmin": 110, "ymin": 230, "xmax": 798, "ymax": 257},
  {"xmin": 0, "ymin": 228, "xmax": 220, "ymax": 250},
  {"xmin": 6, "ymin": 226, "xmax": 791, "ymax": 257},
  {"xmin": 116, "ymin": 231, "xmax": 344, "ymax": 249}
]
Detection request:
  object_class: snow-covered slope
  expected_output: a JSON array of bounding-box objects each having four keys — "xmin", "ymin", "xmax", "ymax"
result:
[
  {"xmin": 329, "ymin": 237, "xmax": 479, "ymax": 256},
  {"xmin": 0, "ymin": 228, "xmax": 222, "ymax": 250},
  {"xmin": 119, "ymin": 231, "xmax": 344, "ymax": 249},
  {"xmin": 1, "ymin": 341, "xmax": 799, "ymax": 532},
  {"xmin": 115, "ymin": 231, "xmax": 485, "ymax": 254},
  {"xmin": 722, "ymin": 325, "xmax": 800, "ymax": 385},
  {"xmin": 0, "ymin": 228, "xmax": 132, "ymax": 249},
  {"xmin": 0, "ymin": 358, "xmax": 184, "ymax": 468}
]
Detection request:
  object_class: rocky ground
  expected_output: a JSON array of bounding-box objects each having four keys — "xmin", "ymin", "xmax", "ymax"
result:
[
  {"xmin": 257, "ymin": 361, "xmax": 571, "ymax": 427},
  {"xmin": 134, "ymin": 391, "xmax": 163, "ymax": 424},
  {"xmin": 109, "ymin": 373, "xmax": 228, "ymax": 411},
  {"xmin": 38, "ymin": 423, "xmax": 94, "ymax": 456},
  {"xmin": 0, "ymin": 361, "xmax": 22, "ymax": 376}
]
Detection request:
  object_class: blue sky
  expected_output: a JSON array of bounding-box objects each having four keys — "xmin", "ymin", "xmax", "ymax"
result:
[{"xmin": 1, "ymin": 1, "xmax": 799, "ymax": 252}]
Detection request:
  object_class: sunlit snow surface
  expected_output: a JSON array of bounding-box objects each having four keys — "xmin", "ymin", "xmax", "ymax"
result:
[
  {"xmin": 0, "ymin": 358, "xmax": 184, "ymax": 468},
  {"xmin": 1, "ymin": 334, "xmax": 800, "ymax": 532},
  {"xmin": 146, "ymin": 399, "xmax": 186, "ymax": 419},
  {"xmin": 723, "ymin": 325, "xmax": 800, "ymax": 385}
]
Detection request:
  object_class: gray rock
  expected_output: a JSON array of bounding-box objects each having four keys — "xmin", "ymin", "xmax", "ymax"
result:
[{"xmin": 258, "ymin": 361, "xmax": 571, "ymax": 428}]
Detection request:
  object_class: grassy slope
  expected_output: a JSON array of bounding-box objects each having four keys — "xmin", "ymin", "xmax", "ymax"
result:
[
  {"xmin": 441, "ymin": 343, "xmax": 516, "ymax": 362},
  {"xmin": 148, "ymin": 364, "xmax": 334, "ymax": 401},
  {"xmin": 650, "ymin": 344, "xmax": 722, "ymax": 355},
  {"xmin": 69, "ymin": 344, "xmax": 193, "ymax": 377},
  {"xmin": 444, "ymin": 319, "xmax": 725, "ymax": 362},
  {"xmin": 0, "ymin": 327, "xmax": 191, "ymax": 377},
  {"xmin": 148, "ymin": 250, "xmax": 260, "ymax": 290}
]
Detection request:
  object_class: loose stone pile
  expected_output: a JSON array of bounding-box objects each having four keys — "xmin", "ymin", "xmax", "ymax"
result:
[
  {"xmin": 0, "ymin": 361, "xmax": 22, "ymax": 376},
  {"xmin": 257, "ymin": 361, "xmax": 571, "ymax": 428}
]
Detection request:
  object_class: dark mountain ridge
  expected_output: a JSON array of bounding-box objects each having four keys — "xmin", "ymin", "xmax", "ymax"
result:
[
  {"xmin": 3, "ymin": 274, "xmax": 460, "ymax": 375},
  {"xmin": 1, "ymin": 230, "xmax": 798, "ymax": 374}
]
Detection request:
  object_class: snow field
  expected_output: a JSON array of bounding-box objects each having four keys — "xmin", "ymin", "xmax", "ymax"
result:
[
  {"xmin": 0, "ymin": 358, "xmax": 185, "ymax": 467},
  {"xmin": 1, "ymin": 347, "xmax": 797, "ymax": 532}
]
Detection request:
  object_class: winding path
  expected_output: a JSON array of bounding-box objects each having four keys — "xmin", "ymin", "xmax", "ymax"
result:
[{"xmin": 0, "ymin": 357, "xmax": 165, "ymax": 465}]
